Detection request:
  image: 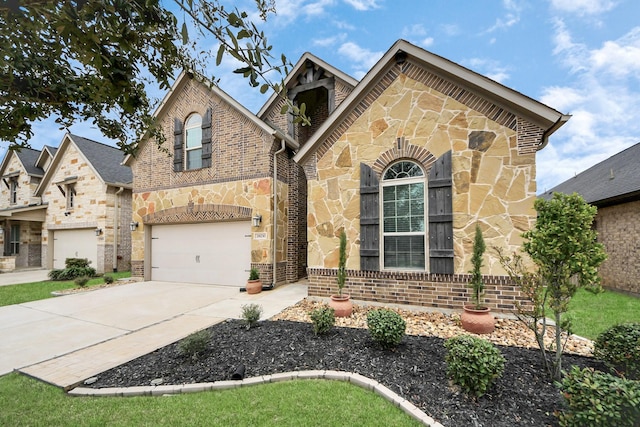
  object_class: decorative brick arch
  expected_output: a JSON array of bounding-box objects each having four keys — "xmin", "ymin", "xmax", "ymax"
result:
[
  {"xmin": 143, "ymin": 202, "xmax": 252, "ymax": 224},
  {"xmin": 372, "ymin": 137, "xmax": 437, "ymax": 176}
]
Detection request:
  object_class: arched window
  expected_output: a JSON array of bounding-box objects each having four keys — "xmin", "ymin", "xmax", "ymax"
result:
[
  {"xmin": 381, "ymin": 161, "xmax": 426, "ymax": 270},
  {"xmin": 185, "ymin": 113, "xmax": 202, "ymax": 170}
]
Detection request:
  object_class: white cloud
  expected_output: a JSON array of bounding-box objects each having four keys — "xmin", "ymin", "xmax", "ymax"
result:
[
  {"xmin": 550, "ymin": 0, "xmax": 618, "ymax": 16},
  {"xmin": 342, "ymin": 0, "xmax": 380, "ymax": 11},
  {"xmin": 537, "ymin": 24, "xmax": 640, "ymax": 191},
  {"xmin": 270, "ymin": 0, "xmax": 336, "ymax": 23},
  {"xmin": 484, "ymin": 0, "xmax": 523, "ymax": 33},
  {"xmin": 337, "ymin": 41, "xmax": 384, "ymax": 76},
  {"xmin": 465, "ymin": 58, "xmax": 511, "ymax": 83},
  {"xmin": 313, "ymin": 34, "xmax": 347, "ymax": 47},
  {"xmin": 401, "ymin": 24, "xmax": 435, "ymax": 48}
]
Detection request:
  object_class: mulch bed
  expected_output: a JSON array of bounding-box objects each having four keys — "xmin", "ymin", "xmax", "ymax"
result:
[{"xmin": 87, "ymin": 319, "xmax": 605, "ymax": 427}]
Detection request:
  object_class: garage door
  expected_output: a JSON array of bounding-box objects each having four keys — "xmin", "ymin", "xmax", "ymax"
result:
[
  {"xmin": 151, "ymin": 221, "xmax": 251, "ymax": 286},
  {"xmin": 52, "ymin": 229, "xmax": 98, "ymax": 270}
]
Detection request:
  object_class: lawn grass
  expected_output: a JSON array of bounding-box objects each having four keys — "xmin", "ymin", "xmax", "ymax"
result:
[
  {"xmin": 567, "ymin": 287, "xmax": 640, "ymax": 340},
  {"xmin": 0, "ymin": 373, "xmax": 420, "ymax": 427},
  {"xmin": 0, "ymin": 271, "xmax": 131, "ymax": 307}
]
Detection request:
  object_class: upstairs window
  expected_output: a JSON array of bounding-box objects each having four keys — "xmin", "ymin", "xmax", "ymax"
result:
[
  {"xmin": 185, "ymin": 114, "xmax": 203, "ymax": 170},
  {"xmin": 66, "ymin": 184, "xmax": 75, "ymax": 210},
  {"xmin": 381, "ymin": 161, "xmax": 426, "ymax": 270},
  {"xmin": 9, "ymin": 178, "xmax": 17, "ymax": 204}
]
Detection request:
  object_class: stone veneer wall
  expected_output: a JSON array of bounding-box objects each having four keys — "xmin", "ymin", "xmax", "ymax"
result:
[
  {"xmin": 307, "ymin": 268, "xmax": 528, "ymax": 312},
  {"xmin": 594, "ymin": 200, "xmax": 640, "ymax": 295}
]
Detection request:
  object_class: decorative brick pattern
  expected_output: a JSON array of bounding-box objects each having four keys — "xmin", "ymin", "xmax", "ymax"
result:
[
  {"xmin": 143, "ymin": 203, "xmax": 252, "ymax": 224},
  {"xmin": 516, "ymin": 117, "xmax": 546, "ymax": 155},
  {"xmin": 372, "ymin": 138, "xmax": 437, "ymax": 176},
  {"xmin": 307, "ymin": 268, "xmax": 529, "ymax": 312}
]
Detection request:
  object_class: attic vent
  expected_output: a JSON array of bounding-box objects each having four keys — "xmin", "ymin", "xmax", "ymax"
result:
[{"xmin": 395, "ymin": 50, "xmax": 407, "ymax": 65}]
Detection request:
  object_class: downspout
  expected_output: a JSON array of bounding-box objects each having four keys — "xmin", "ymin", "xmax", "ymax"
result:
[
  {"xmin": 113, "ymin": 186, "xmax": 124, "ymax": 272},
  {"xmin": 271, "ymin": 138, "xmax": 287, "ymax": 289}
]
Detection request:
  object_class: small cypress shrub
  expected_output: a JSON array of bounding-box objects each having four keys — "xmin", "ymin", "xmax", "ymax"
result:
[
  {"xmin": 241, "ymin": 303, "xmax": 263, "ymax": 329},
  {"xmin": 557, "ymin": 366, "xmax": 640, "ymax": 427},
  {"xmin": 444, "ymin": 335, "xmax": 505, "ymax": 397},
  {"xmin": 178, "ymin": 330, "xmax": 210, "ymax": 359},
  {"xmin": 366, "ymin": 309, "xmax": 406, "ymax": 349},
  {"xmin": 103, "ymin": 274, "xmax": 115, "ymax": 284},
  {"xmin": 309, "ymin": 306, "xmax": 335, "ymax": 335},
  {"xmin": 593, "ymin": 323, "xmax": 640, "ymax": 380}
]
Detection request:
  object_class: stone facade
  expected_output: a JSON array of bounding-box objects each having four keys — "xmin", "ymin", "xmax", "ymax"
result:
[
  {"xmin": 41, "ymin": 141, "xmax": 132, "ymax": 274},
  {"xmin": 594, "ymin": 200, "xmax": 640, "ymax": 295},
  {"xmin": 299, "ymin": 55, "xmax": 557, "ymax": 312}
]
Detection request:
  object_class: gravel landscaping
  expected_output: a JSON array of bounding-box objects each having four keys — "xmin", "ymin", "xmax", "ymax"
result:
[{"xmin": 87, "ymin": 299, "xmax": 604, "ymax": 427}]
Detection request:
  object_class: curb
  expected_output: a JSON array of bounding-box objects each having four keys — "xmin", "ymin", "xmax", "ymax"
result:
[{"xmin": 69, "ymin": 370, "xmax": 444, "ymax": 426}]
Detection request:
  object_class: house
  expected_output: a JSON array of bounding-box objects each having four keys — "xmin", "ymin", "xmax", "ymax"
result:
[
  {"xmin": 540, "ymin": 142, "xmax": 640, "ymax": 295},
  {"xmin": 0, "ymin": 134, "xmax": 133, "ymax": 274},
  {"xmin": 127, "ymin": 39, "xmax": 569, "ymax": 311}
]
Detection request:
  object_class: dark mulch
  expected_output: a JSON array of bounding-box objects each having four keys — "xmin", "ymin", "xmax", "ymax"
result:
[{"xmin": 87, "ymin": 319, "xmax": 604, "ymax": 427}]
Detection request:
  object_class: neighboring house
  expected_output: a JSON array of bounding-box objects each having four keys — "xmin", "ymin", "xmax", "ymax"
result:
[
  {"xmin": 127, "ymin": 39, "xmax": 569, "ymax": 311},
  {"xmin": 0, "ymin": 147, "xmax": 48, "ymax": 270},
  {"xmin": 540, "ymin": 142, "xmax": 640, "ymax": 295},
  {"xmin": 0, "ymin": 134, "xmax": 133, "ymax": 274}
]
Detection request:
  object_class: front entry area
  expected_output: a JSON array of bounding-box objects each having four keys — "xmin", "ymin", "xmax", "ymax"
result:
[{"xmin": 150, "ymin": 221, "xmax": 251, "ymax": 286}]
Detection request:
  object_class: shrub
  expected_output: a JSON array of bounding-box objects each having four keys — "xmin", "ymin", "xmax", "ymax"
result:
[
  {"xmin": 73, "ymin": 276, "xmax": 90, "ymax": 288},
  {"xmin": 367, "ymin": 309, "xmax": 406, "ymax": 349},
  {"xmin": 241, "ymin": 303, "xmax": 263, "ymax": 329},
  {"xmin": 444, "ymin": 335, "xmax": 505, "ymax": 397},
  {"xmin": 103, "ymin": 274, "xmax": 115, "ymax": 284},
  {"xmin": 557, "ymin": 366, "xmax": 640, "ymax": 427},
  {"xmin": 248, "ymin": 268, "xmax": 259, "ymax": 281},
  {"xmin": 309, "ymin": 306, "xmax": 335, "ymax": 335},
  {"xmin": 48, "ymin": 258, "xmax": 96, "ymax": 281},
  {"xmin": 593, "ymin": 323, "xmax": 640, "ymax": 380},
  {"xmin": 178, "ymin": 330, "xmax": 210, "ymax": 359}
]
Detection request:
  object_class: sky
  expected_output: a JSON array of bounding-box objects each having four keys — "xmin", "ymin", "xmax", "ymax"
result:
[{"xmin": 6, "ymin": 0, "xmax": 640, "ymax": 193}]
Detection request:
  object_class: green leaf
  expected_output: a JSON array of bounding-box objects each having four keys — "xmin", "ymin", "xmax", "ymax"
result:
[
  {"xmin": 259, "ymin": 84, "xmax": 269, "ymax": 94},
  {"xmin": 181, "ymin": 22, "xmax": 189, "ymax": 45}
]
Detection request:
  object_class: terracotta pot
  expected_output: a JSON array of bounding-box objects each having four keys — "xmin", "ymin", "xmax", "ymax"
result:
[
  {"xmin": 329, "ymin": 294, "xmax": 353, "ymax": 317},
  {"xmin": 461, "ymin": 305, "xmax": 495, "ymax": 334},
  {"xmin": 246, "ymin": 279, "xmax": 262, "ymax": 295}
]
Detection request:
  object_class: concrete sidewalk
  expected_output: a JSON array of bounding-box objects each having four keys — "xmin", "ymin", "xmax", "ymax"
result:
[
  {"xmin": 0, "ymin": 268, "xmax": 50, "ymax": 286},
  {"xmin": 0, "ymin": 281, "xmax": 306, "ymax": 389}
]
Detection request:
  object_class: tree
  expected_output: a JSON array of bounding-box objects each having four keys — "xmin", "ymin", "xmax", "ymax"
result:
[
  {"xmin": 1, "ymin": 0, "xmax": 303, "ymax": 155},
  {"xmin": 499, "ymin": 192, "xmax": 606, "ymax": 380}
]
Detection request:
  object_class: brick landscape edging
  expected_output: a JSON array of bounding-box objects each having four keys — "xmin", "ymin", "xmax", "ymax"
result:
[{"xmin": 68, "ymin": 370, "xmax": 443, "ymax": 426}]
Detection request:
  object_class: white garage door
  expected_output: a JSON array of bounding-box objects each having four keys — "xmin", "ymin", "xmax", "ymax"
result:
[
  {"xmin": 151, "ymin": 221, "xmax": 251, "ymax": 286},
  {"xmin": 52, "ymin": 229, "xmax": 98, "ymax": 270}
]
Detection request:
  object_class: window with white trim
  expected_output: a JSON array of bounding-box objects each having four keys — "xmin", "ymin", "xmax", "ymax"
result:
[
  {"xmin": 381, "ymin": 161, "xmax": 427, "ymax": 270},
  {"xmin": 9, "ymin": 178, "xmax": 17, "ymax": 204},
  {"xmin": 65, "ymin": 184, "xmax": 75, "ymax": 210},
  {"xmin": 185, "ymin": 113, "xmax": 203, "ymax": 170}
]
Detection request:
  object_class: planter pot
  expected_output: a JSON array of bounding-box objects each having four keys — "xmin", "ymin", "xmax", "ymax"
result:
[
  {"xmin": 329, "ymin": 294, "xmax": 353, "ymax": 317},
  {"xmin": 246, "ymin": 279, "xmax": 262, "ymax": 295},
  {"xmin": 461, "ymin": 305, "xmax": 495, "ymax": 334}
]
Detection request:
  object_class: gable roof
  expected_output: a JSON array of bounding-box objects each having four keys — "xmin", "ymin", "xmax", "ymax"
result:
[
  {"xmin": 540, "ymin": 142, "xmax": 640, "ymax": 206},
  {"xmin": 294, "ymin": 39, "xmax": 570, "ymax": 164},
  {"xmin": 257, "ymin": 51, "xmax": 358, "ymax": 119},
  {"xmin": 124, "ymin": 71, "xmax": 298, "ymax": 166},
  {"xmin": 35, "ymin": 145, "xmax": 58, "ymax": 171},
  {"xmin": 0, "ymin": 147, "xmax": 44, "ymax": 180},
  {"xmin": 35, "ymin": 133, "xmax": 132, "ymax": 196}
]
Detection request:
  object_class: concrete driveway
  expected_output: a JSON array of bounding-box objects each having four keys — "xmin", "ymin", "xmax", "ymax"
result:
[
  {"xmin": 0, "ymin": 280, "xmax": 306, "ymax": 389},
  {"xmin": 0, "ymin": 268, "xmax": 50, "ymax": 286}
]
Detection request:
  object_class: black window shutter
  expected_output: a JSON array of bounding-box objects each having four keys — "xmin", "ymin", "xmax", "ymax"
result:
[
  {"xmin": 201, "ymin": 108, "xmax": 212, "ymax": 168},
  {"xmin": 173, "ymin": 118, "xmax": 184, "ymax": 172},
  {"xmin": 428, "ymin": 150, "xmax": 454, "ymax": 274},
  {"xmin": 360, "ymin": 163, "xmax": 380, "ymax": 271}
]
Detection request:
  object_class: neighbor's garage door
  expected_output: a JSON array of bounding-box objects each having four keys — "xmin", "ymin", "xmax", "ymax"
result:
[
  {"xmin": 52, "ymin": 229, "xmax": 97, "ymax": 270},
  {"xmin": 151, "ymin": 221, "xmax": 251, "ymax": 286}
]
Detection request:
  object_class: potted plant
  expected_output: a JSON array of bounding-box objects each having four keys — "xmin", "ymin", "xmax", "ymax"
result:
[
  {"xmin": 461, "ymin": 224, "xmax": 495, "ymax": 334},
  {"xmin": 329, "ymin": 230, "xmax": 353, "ymax": 317},
  {"xmin": 246, "ymin": 267, "xmax": 262, "ymax": 294}
]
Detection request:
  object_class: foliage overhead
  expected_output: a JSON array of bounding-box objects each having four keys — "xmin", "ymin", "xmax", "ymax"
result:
[{"xmin": 1, "ymin": 0, "xmax": 303, "ymax": 155}]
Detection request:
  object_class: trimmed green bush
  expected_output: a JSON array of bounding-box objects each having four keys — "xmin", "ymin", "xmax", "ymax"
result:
[
  {"xmin": 558, "ymin": 366, "xmax": 640, "ymax": 427},
  {"xmin": 309, "ymin": 306, "xmax": 335, "ymax": 335},
  {"xmin": 366, "ymin": 309, "xmax": 406, "ymax": 349},
  {"xmin": 178, "ymin": 330, "xmax": 210, "ymax": 359},
  {"xmin": 593, "ymin": 323, "xmax": 640, "ymax": 380},
  {"xmin": 73, "ymin": 276, "xmax": 90, "ymax": 288},
  {"xmin": 103, "ymin": 274, "xmax": 115, "ymax": 284},
  {"xmin": 444, "ymin": 335, "xmax": 505, "ymax": 397},
  {"xmin": 49, "ymin": 258, "xmax": 96, "ymax": 281},
  {"xmin": 241, "ymin": 303, "xmax": 263, "ymax": 329}
]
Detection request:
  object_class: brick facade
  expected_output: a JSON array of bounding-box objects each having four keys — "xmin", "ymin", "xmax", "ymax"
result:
[{"xmin": 594, "ymin": 200, "xmax": 640, "ymax": 294}]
